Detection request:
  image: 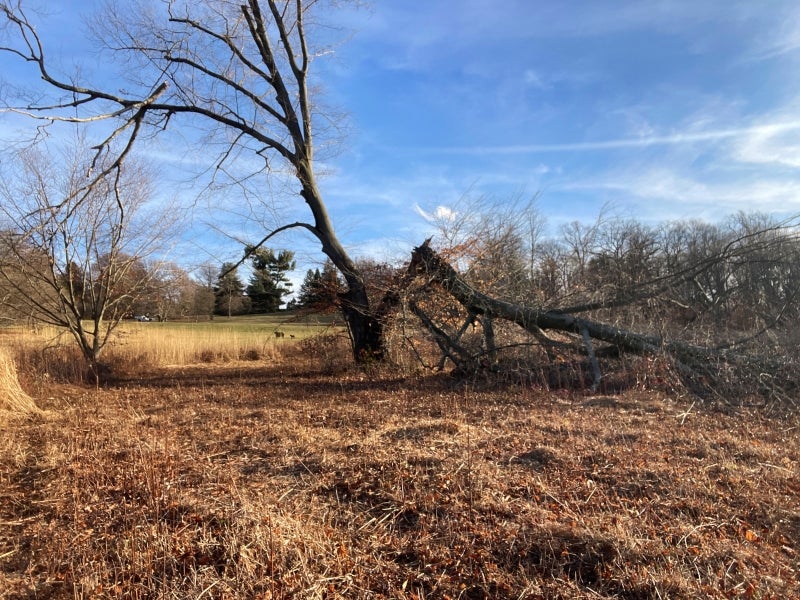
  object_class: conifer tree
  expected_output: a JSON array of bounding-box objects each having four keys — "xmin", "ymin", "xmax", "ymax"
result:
[{"xmin": 245, "ymin": 246, "xmax": 296, "ymax": 313}]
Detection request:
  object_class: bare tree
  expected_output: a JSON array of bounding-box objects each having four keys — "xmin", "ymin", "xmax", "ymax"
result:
[
  {"xmin": 190, "ymin": 262, "xmax": 220, "ymax": 319},
  {"xmin": 0, "ymin": 0, "xmax": 384, "ymax": 361},
  {"xmin": 128, "ymin": 261, "xmax": 199, "ymax": 321},
  {"xmin": 0, "ymin": 138, "xmax": 172, "ymax": 379}
]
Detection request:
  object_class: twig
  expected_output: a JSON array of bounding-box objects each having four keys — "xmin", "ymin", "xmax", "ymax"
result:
[
  {"xmin": 676, "ymin": 402, "xmax": 695, "ymax": 425},
  {"xmin": 757, "ymin": 462, "xmax": 793, "ymax": 473}
]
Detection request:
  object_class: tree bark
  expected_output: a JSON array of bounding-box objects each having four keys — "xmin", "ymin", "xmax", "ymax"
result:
[
  {"xmin": 340, "ymin": 285, "xmax": 385, "ymax": 362},
  {"xmin": 297, "ymin": 171, "xmax": 385, "ymax": 362}
]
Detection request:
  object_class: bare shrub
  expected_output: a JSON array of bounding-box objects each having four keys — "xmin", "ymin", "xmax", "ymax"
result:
[
  {"xmin": 297, "ymin": 333, "xmax": 351, "ymax": 374},
  {"xmin": 198, "ymin": 349, "xmax": 216, "ymax": 363},
  {"xmin": 240, "ymin": 347, "xmax": 262, "ymax": 361}
]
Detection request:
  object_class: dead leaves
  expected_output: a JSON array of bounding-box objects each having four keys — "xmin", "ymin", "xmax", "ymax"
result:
[{"xmin": 1, "ymin": 363, "xmax": 798, "ymax": 598}]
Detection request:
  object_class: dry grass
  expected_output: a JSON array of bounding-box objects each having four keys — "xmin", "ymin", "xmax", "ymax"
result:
[
  {"xmin": 0, "ymin": 348, "xmax": 42, "ymax": 418},
  {"xmin": 1, "ymin": 339, "xmax": 798, "ymax": 599},
  {"xmin": 106, "ymin": 325, "xmax": 285, "ymax": 367},
  {"xmin": 1, "ymin": 319, "xmax": 335, "ymax": 384}
]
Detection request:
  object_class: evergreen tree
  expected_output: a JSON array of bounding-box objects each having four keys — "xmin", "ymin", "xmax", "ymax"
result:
[
  {"xmin": 297, "ymin": 260, "xmax": 342, "ymax": 311},
  {"xmin": 297, "ymin": 268, "xmax": 322, "ymax": 307},
  {"xmin": 244, "ymin": 246, "xmax": 296, "ymax": 313}
]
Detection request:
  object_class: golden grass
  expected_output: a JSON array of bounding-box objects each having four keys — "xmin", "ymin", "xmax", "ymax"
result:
[
  {"xmin": 1, "ymin": 317, "xmax": 342, "ymax": 382},
  {"xmin": 0, "ymin": 347, "xmax": 42, "ymax": 417},
  {"xmin": 0, "ymin": 347, "xmax": 798, "ymax": 599},
  {"xmin": 107, "ymin": 324, "xmax": 284, "ymax": 366}
]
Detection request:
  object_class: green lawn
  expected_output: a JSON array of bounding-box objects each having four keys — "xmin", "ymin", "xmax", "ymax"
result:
[{"xmin": 133, "ymin": 310, "xmax": 344, "ymax": 340}]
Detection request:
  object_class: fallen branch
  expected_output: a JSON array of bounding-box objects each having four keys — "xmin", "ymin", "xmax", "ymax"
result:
[{"xmin": 407, "ymin": 240, "xmax": 756, "ymax": 374}]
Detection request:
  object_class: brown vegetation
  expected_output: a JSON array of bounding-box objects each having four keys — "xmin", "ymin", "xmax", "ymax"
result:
[
  {"xmin": 1, "ymin": 336, "xmax": 797, "ymax": 599},
  {"xmin": 0, "ymin": 347, "xmax": 41, "ymax": 418}
]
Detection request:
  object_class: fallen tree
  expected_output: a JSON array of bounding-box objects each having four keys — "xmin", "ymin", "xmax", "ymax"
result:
[{"xmin": 399, "ymin": 239, "xmax": 797, "ymax": 406}]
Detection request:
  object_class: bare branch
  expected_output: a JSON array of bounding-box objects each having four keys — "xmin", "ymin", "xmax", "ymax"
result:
[{"xmin": 219, "ymin": 220, "xmax": 319, "ymax": 278}]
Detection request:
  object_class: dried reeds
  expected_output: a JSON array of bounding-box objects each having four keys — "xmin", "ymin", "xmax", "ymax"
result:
[{"xmin": 0, "ymin": 347, "xmax": 42, "ymax": 417}]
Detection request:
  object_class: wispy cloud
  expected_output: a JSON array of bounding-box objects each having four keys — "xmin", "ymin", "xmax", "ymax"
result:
[
  {"xmin": 561, "ymin": 168, "xmax": 800, "ymax": 219},
  {"xmin": 733, "ymin": 122, "xmax": 800, "ymax": 168},
  {"xmin": 413, "ymin": 203, "xmax": 457, "ymax": 223},
  {"xmin": 746, "ymin": 15, "xmax": 800, "ymax": 61},
  {"xmin": 523, "ymin": 69, "xmax": 551, "ymax": 90},
  {"xmin": 422, "ymin": 121, "xmax": 800, "ymax": 155}
]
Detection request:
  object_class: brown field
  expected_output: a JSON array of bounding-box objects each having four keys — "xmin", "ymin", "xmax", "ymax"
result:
[{"xmin": 1, "ymin": 328, "xmax": 798, "ymax": 599}]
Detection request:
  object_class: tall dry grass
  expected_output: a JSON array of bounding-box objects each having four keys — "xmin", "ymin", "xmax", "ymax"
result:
[
  {"xmin": 0, "ymin": 346, "xmax": 42, "ymax": 417},
  {"xmin": 106, "ymin": 325, "xmax": 284, "ymax": 367},
  {"xmin": 2, "ymin": 322, "xmax": 297, "ymax": 385}
]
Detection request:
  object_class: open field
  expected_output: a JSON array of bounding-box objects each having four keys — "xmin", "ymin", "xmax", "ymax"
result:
[
  {"xmin": 111, "ymin": 313, "xmax": 343, "ymax": 367},
  {"xmin": 1, "ymin": 330, "xmax": 799, "ymax": 599},
  {"xmin": 1, "ymin": 313, "xmax": 344, "ymax": 376},
  {"xmin": 151, "ymin": 312, "xmax": 342, "ymax": 332}
]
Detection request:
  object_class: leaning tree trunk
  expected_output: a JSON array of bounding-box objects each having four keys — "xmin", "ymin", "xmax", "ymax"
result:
[
  {"xmin": 339, "ymin": 273, "xmax": 386, "ymax": 362},
  {"xmin": 408, "ymin": 240, "xmax": 741, "ymax": 372},
  {"xmin": 297, "ymin": 166, "xmax": 389, "ymax": 362}
]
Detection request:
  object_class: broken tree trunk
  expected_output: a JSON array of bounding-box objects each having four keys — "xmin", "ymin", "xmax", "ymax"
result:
[{"xmin": 408, "ymin": 240, "xmax": 733, "ymax": 370}]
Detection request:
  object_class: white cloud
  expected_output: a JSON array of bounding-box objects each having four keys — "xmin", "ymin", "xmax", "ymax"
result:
[
  {"xmin": 747, "ymin": 14, "xmax": 800, "ymax": 61},
  {"xmin": 532, "ymin": 163, "xmax": 551, "ymax": 176},
  {"xmin": 420, "ymin": 120, "xmax": 800, "ymax": 155},
  {"xmin": 413, "ymin": 203, "xmax": 456, "ymax": 223},
  {"xmin": 561, "ymin": 168, "xmax": 800, "ymax": 220},
  {"xmin": 523, "ymin": 69, "xmax": 550, "ymax": 90},
  {"xmin": 733, "ymin": 124, "xmax": 800, "ymax": 168}
]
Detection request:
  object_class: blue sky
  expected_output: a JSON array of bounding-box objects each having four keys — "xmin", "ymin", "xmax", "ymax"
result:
[
  {"xmin": 2, "ymin": 0, "xmax": 800, "ymax": 276},
  {"xmin": 320, "ymin": 0, "xmax": 800, "ymax": 259}
]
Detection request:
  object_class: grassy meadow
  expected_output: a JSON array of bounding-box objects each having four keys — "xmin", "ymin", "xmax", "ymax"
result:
[
  {"xmin": 1, "ymin": 313, "xmax": 343, "ymax": 380},
  {"xmin": 0, "ymin": 318, "xmax": 798, "ymax": 599},
  {"xmin": 112, "ymin": 313, "xmax": 342, "ymax": 366}
]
